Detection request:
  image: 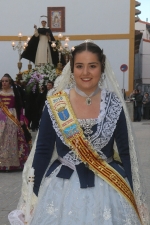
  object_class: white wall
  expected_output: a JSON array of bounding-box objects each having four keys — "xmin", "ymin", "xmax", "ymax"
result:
[
  {"xmin": 141, "ymin": 41, "xmax": 150, "ymax": 84},
  {"xmin": 135, "ymin": 21, "xmax": 150, "ymax": 84},
  {"xmin": 135, "ymin": 22, "xmax": 146, "ymax": 33},
  {"xmin": 0, "ymin": 0, "xmax": 130, "ymax": 90},
  {"xmin": 0, "ymin": 0, "xmax": 130, "ymax": 35},
  {"xmin": 135, "ymin": 21, "xmax": 150, "ymax": 39}
]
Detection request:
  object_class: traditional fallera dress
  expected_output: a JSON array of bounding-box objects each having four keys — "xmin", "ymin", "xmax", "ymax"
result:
[
  {"xmin": 28, "ymin": 89, "xmax": 141, "ymax": 225},
  {"xmin": 0, "ymin": 90, "xmax": 30, "ymax": 171}
]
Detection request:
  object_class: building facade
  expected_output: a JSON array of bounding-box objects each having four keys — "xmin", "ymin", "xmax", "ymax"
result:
[
  {"xmin": 135, "ymin": 20, "xmax": 150, "ymax": 94},
  {"xmin": 0, "ymin": 0, "xmax": 136, "ymax": 94}
]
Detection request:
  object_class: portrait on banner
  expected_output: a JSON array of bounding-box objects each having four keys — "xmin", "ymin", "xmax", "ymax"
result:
[{"xmin": 47, "ymin": 7, "xmax": 65, "ymax": 32}]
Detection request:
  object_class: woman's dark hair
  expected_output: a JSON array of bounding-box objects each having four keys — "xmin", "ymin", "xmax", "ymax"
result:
[
  {"xmin": 2, "ymin": 73, "xmax": 23, "ymax": 120},
  {"xmin": 70, "ymin": 42, "xmax": 106, "ymax": 73}
]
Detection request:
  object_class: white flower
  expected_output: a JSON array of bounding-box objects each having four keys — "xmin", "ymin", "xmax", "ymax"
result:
[{"xmin": 21, "ymin": 63, "xmax": 57, "ymax": 93}]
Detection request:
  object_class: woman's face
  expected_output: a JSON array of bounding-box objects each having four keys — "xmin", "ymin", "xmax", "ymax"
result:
[
  {"xmin": 73, "ymin": 51, "xmax": 101, "ymax": 94},
  {"xmin": 1, "ymin": 77, "xmax": 11, "ymax": 90}
]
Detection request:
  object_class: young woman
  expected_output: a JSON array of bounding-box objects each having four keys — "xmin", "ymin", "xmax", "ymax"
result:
[
  {"xmin": 0, "ymin": 74, "xmax": 31, "ymax": 171},
  {"xmin": 9, "ymin": 42, "xmax": 149, "ymax": 224}
]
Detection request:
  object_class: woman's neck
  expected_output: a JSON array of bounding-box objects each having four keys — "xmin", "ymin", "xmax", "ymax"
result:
[
  {"xmin": 2, "ymin": 88, "xmax": 12, "ymax": 93},
  {"xmin": 75, "ymin": 85, "xmax": 100, "ymax": 97}
]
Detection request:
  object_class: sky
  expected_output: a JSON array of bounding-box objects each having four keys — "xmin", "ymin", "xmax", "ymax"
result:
[{"xmin": 138, "ymin": 0, "xmax": 150, "ymax": 22}]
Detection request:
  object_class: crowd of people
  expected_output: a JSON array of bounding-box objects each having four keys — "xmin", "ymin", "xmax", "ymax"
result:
[
  {"xmin": 0, "ymin": 16, "xmax": 149, "ymax": 225},
  {"xmin": 129, "ymin": 89, "xmax": 150, "ymax": 121},
  {"xmin": 0, "ymin": 74, "xmax": 54, "ymax": 171},
  {"xmin": 0, "ymin": 15, "xmax": 57, "ymax": 172},
  {"xmin": 24, "ymin": 80, "xmax": 54, "ymax": 131}
]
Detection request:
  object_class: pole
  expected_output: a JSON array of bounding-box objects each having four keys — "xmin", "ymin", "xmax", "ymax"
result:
[{"xmin": 123, "ymin": 71, "xmax": 125, "ymax": 91}]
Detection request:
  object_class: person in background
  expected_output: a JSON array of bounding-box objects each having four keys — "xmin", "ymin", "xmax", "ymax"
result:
[
  {"xmin": 46, "ymin": 80, "xmax": 54, "ymax": 95},
  {"xmin": 25, "ymin": 86, "xmax": 39, "ymax": 131},
  {"xmin": 142, "ymin": 92, "xmax": 150, "ymax": 120},
  {"xmin": 14, "ymin": 80, "xmax": 26, "ymax": 109},
  {"xmin": 0, "ymin": 74, "xmax": 31, "ymax": 171},
  {"xmin": 129, "ymin": 89, "xmax": 136, "ymax": 101},
  {"xmin": 32, "ymin": 85, "xmax": 47, "ymax": 131},
  {"xmin": 134, "ymin": 89, "xmax": 143, "ymax": 122},
  {"xmin": 121, "ymin": 88, "xmax": 126, "ymax": 100}
]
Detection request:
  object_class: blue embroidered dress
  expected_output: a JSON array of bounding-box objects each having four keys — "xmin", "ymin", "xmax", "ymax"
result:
[{"xmin": 30, "ymin": 89, "xmax": 141, "ymax": 225}]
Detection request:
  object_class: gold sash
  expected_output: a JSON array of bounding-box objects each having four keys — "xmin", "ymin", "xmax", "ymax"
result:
[
  {"xmin": 0, "ymin": 101, "xmax": 22, "ymax": 130},
  {"xmin": 47, "ymin": 91, "xmax": 141, "ymax": 222}
]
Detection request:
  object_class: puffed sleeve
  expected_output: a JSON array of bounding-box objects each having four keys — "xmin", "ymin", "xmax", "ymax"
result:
[
  {"xmin": 114, "ymin": 108, "xmax": 133, "ymax": 189},
  {"xmin": 32, "ymin": 105, "xmax": 56, "ymax": 196}
]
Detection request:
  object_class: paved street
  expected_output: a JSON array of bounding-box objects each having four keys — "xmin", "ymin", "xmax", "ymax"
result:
[{"xmin": 0, "ymin": 122, "xmax": 150, "ymax": 225}]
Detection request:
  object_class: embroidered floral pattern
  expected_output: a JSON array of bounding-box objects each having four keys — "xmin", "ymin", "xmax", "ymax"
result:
[
  {"xmin": 103, "ymin": 207, "xmax": 111, "ymax": 220},
  {"xmin": 46, "ymin": 202, "xmax": 58, "ymax": 217},
  {"xmin": 0, "ymin": 120, "xmax": 5, "ymax": 138}
]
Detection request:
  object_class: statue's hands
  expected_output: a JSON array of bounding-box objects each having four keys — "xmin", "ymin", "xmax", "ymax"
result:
[{"xmin": 34, "ymin": 25, "xmax": 37, "ymax": 29}]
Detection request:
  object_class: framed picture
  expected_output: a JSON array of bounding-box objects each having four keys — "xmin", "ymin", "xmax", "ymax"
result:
[{"xmin": 47, "ymin": 7, "xmax": 65, "ymax": 32}]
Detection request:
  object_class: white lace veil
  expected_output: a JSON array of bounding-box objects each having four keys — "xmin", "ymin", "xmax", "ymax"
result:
[{"xmin": 18, "ymin": 47, "xmax": 149, "ymax": 225}]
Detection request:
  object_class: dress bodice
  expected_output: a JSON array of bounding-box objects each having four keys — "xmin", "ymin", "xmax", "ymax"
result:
[
  {"xmin": 33, "ymin": 89, "xmax": 133, "ymax": 196},
  {"xmin": 0, "ymin": 90, "xmax": 15, "ymax": 109}
]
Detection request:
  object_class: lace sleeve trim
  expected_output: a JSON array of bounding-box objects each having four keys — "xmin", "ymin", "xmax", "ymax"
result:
[{"xmin": 90, "ymin": 90, "xmax": 122, "ymax": 153}]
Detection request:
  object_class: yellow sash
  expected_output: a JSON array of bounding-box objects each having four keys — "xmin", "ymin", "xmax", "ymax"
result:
[
  {"xmin": 47, "ymin": 91, "xmax": 141, "ymax": 222},
  {"xmin": 0, "ymin": 101, "xmax": 22, "ymax": 130}
]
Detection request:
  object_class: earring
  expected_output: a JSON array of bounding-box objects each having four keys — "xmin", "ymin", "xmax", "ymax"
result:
[
  {"xmin": 68, "ymin": 73, "xmax": 76, "ymax": 88},
  {"xmin": 98, "ymin": 73, "xmax": 106, "ymax": 87}
]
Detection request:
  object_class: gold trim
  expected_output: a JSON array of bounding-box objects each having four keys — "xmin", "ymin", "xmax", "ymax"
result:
[
  {"xmin": 0, "ymin": 101, "xmax": 22, "ymax": 129},
  {"xmin": 2, "ymin": 98, "xmax": 11, "ymax": 100},
  {"xmin": 60, "ymin": 34, "xmax": 130, "ymax": 40},
  {"xmin": 0, "ymin": 34, "xmax": 130, "ymax": 41}
]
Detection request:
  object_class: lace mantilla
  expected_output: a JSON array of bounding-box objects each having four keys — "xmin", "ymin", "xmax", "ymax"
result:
[
  {"xmin": 91, "ymin": 89, "xmax": 122, "ymax": 154},
  {"xmin": 46, "ymin": 89, "xmax": 122, "ymax": 165}
]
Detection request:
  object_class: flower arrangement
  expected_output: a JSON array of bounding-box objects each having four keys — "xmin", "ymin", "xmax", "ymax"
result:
[{"xmin": 21, "ymin": 64, "xmax": 58, "ymax": 93}]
